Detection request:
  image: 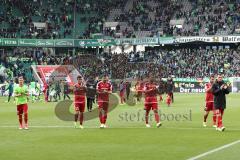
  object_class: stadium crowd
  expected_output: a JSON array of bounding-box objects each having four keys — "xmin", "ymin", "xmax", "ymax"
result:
[
  {"xmin": 1, "ymin": 47, "xmax": 240, "ymax": 83},
  {"xmin": 1, "ymin": 0, "xmax": 240, "ymax": 38}
]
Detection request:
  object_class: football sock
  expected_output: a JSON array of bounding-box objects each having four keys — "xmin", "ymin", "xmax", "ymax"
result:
[
  {"xmin": 213, "ymin": 112, "xmax": 217, "ymax": 125},
  {"xmin": 99, "ymin": 110, "xmax": 103, "ymax": 123},
  {"xmin": 79, "ymin": 112, "xmax": 83, "ymax": 125},
  {"xmin": 145, "ymin": 110, "xmax": 150, "ymax": 124},
  {"xmin": 74, "ymin": 113, "xmax": 78, "ymax": 122},
  {"xmin": 204, "ymin": 113, "xmax": 208, "ymax": 122},
  {"xmin": 18, "ymin": 114, "xmax": 23, "ymax": 126},
  {"xmin": 217, "ymin": 113, "xmax": 223, "ymax": 128},
  {"xmin": 154, "ymin": 112, "xmax": 160, "ymax": 123},
  {"xmin": 103, "ymin": 113, "xmax": 107, "ymax": 124},
  {"xmin": 24, "ymin": 113, "xmax": 28, "ymax": 125}
]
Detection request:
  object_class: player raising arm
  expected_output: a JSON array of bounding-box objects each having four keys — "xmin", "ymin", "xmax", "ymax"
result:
[
  {"xmin": 73, "ymin": 76, "xmax": 86, "ymax": 129},
  {"xmin": 97, "ymin": 75, "xmax": 112, "ymax": 129},
  {"xmin": 14, "ymin": 76, "xmax": 29, "ymax": 130},
  {"xmin": 143, "ymin": 78, "xmax": 162, "ymax": 128}
]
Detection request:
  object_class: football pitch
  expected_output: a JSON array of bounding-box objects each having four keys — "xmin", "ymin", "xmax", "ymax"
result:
[{"xmin": 0, "ymin": 93, "xmax": 239, "ymax": 160}]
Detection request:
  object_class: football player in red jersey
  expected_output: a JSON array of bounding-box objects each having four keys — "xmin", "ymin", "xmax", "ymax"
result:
[
  {"xmin": 97, "ymin": 75, "xmax": 112, "ymax": 128},
  {"xmin": 203, "ymin": 75, "xmax": 216, "ymax": 128},
  {"xmin": 143, "ymin": 78, "xmax": 162, "ymax": 128},
  {"xmin": 73, "ymin": 76, "xmax": 86, "ymax": 129}
]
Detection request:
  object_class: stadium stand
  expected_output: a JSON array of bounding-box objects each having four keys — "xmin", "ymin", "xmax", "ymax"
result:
[
  {"xmin": 1, "ymin": 0, "xmax": 240, "ymax": 38},
  {"xmin": 1, "ymin": 47, "xmax": 240, "ymax": 83},
  {"xmin": 0, "ymin": 0, "xmax": 240, "ymax": 83}
]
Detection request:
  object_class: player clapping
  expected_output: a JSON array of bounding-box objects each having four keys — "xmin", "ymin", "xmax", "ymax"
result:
[
  {"xmin": 73, "ymin": 76, "xmax": 86, "ymax": 129},
  {"xmin": 143, "ymin": 78, "xmax": 162, "ymax": 128},
  {"xmin": 212, "ymin": 74, "xmax": 230, "ymax": 132},
  {"xmin": 14, "ymin": 76, "xmax": 29, "ymax": 130},
  {"xmin": 97, "ymin": 75, "xmax": 112, "ymax": 129}
]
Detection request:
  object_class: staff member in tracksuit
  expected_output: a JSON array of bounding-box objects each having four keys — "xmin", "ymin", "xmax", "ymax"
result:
[
  {"xmin": 86, "ymin": 77, "xmax": 97, "ymax": 112},
  {"xmin": 212, "ymin": 74, "xmax": 230, "ymax": 132},
  {"xmin": 166, "ymin": 78, "xmax": 174, "ymax": 103}
]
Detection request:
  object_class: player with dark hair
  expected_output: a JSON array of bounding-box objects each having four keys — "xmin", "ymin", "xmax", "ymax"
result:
[
  {"xmin": 86, "ymin": 76, "xmax": 97, "ymax": 112},
  {"xmin": 125, "ymin": 81, "xmax": 131, "ymax": 100},
  {"xmin": 97, "ymin": 75, "xmax": 112, "ymax": 128},
  {"xmin": 203, "ymin": 75, "xmax": 216, "ymax": 127},
  {"xmin": 166, "ymin": 77, "xmax": 174, "ymax": 103},
  {"xmin": 143, "ymin": 78, "xmax": 162, "ymax": 128},
  {"xmin": 73, "ymin": 76, "xmax": 86, "ymax": 129},
  {"xmin": 119, "ymin": 80, "xmax": 126, "ymax": 104},
  {"xmin": 14, "ymin": 76, "xmax": 29, "ymax": 130},
  {"xmin": 212, "ymin": 74, "xmax": 230, "ymax": 132},
  {"xmin": 158, "ymin": 78, "xmax": 165, "ymax": 102}
]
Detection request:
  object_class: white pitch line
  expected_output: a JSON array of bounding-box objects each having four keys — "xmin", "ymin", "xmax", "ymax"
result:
[
  {"xmin": 187, "ymin": 140, "xmax": 240, "ymax": 160},
  {"xmin": 0, "ymin": 125, "xmax": 240, "ymax": 131}
]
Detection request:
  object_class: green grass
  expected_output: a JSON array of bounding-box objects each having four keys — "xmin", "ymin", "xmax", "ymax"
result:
[{"xmin": 0, "ymin": 93, "xmax": 239, "ymax": 160}]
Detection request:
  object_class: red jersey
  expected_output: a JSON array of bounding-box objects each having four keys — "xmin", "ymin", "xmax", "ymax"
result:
[
  {"xmin": 205, "ymin": 82, "xmax": 214, "ymax": 102},
  {"xmin": 97, "ymin": 81, "xmax": 112, "ymax": 102},
  {"xmin": 144, "ymin": 83, "xmax": 158, "ymax": 98},
  {"xmin": 135, "ymin": 82, "xmax": 144, "ymax": 94},
  {"xmin": 74, "ymin": 83, "xmax": 86, "ymax": 103}
]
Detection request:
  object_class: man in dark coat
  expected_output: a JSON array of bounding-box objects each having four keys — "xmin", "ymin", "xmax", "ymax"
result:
[
  {"xmin": 86, "ymin": 77, "xmax": 97, "ymax": 112},
  {"xmin": 166, "ymin": 77, "xmax": 174, "ymax": 103},
  {"xmin": 158, "ymin": 78, "xmax": 166, "ymax": 102},
  {"xmin": 212, "ymin": 74, "xmax": 230, "ymax": 132},
  {"xmin": 125, "ymin": 81, "xmax": 131, "ymax": 100}
]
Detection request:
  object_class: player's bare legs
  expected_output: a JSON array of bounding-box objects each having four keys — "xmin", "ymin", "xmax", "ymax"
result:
[
  {"xmin": 145, "ymin": 109, "xmax": 150, "ymax": 128},
  {"xmin": 74, "ymin": 111, "xmax": 79, "ymax": 128},
  {"xmin": 102, "ymin": 106, "xmax": 108, "ymax": 127},
  {"xmin": 99, "ymin": 108, "xmax": 105, "ymax": 128},
  {"xmin": 79, "ymin": 112, "xmax": 84, "ymax": 128},
  {"xmin": 74, "ymin": 110, "xmax": 84, "ymax": 129},
  {"xmin": 99, "ymin": 104, "xmax": 108, "ymax": 128},
  {"xmin": 203, "ymin": 110, "xmax": 210, "ymax": 127},
  {"xmin": 74, "ymin": 111, "xmax": 83, "ymax": 129},
  {"xmin": 153, "ymin": 109, "xmax": 162, "ymax": 128},
  {"xmin": 18, "ymin": 113, "xmax": 23, "ymax": 129},
  {"xmin": 24, "ymin": 112, "xmax": 28, "ymax": 129},
  {"xmin": 203, "ymin": 110, "xmax": 216, "ymax": 127}
]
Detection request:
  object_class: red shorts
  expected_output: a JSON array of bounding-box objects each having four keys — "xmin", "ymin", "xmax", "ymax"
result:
[
  {"xmin": 144, "ymin": 97, "xmax": 158, "ymax": 111},
  {"xmin": 120, "ymin": 91, "xmax": 124, "ymax": 97},
  {"xmin": 98, "ymin": 101, "xmax": 109, "ymax": 111},
  {"xmin": 166, "ymin": 99, "xmax": 171, "ymax": 105},
  {"xmin": 17, "ymin": 104, "xmax": 28, "ymax": 115},
  {"xmin": 205, "ymin": 102, "xmax": 214, "ymax": 111},
  {"xmin": 74, "ymin": 102, "xmax": 85, "ymax": 112}
]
